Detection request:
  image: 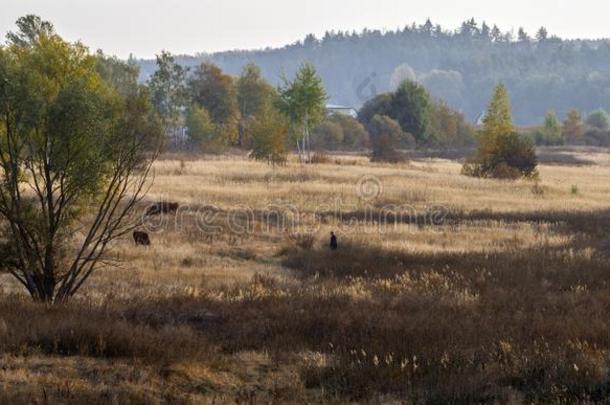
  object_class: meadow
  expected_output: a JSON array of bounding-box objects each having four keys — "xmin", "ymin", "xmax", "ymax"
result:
[{"xmin": 1, "ymin": 147, "xmax": 610, "ymax": 403}]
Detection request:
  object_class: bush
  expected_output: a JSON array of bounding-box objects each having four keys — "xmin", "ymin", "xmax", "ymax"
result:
[
  {"xmin": 368, "ymin": 115, "xmax": 413, "ymax": 162},
  {"xmin": 463, "ymin": 132, "xmax": 538, "ymax": 179},
  {"xmin": 582, "ymin": 129, "xmax": 610, "ymax": 147}
]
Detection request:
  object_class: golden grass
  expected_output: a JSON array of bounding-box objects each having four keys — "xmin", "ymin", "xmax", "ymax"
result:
[{"xmin": 2, "ymin": 147, "xmax": 610, "ymax": 402}]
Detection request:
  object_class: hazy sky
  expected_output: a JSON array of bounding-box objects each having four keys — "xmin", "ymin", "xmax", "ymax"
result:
[{"xmin": 0, "ymin": 0, "xmax": 606, "ymax": 58}]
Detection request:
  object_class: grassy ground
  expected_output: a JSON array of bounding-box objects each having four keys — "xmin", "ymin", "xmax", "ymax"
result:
[{"xmin": 2, "ymin": 147, "xmax": 610, "ymax": 403}]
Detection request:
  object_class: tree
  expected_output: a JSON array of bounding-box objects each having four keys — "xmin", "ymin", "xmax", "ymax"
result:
[
  {"xmin": 518, "ymin": 28, "xmax": 530, "ymax": 43},
  {"xmin": 249, "ymin": 106, "xmax": 288, "ymax": 165},
  {"xmin": 463, "ymin": 84, "xmax": 537, "ymax": 179},
  {"xmin": 311, "ymin": 120, "xmax": 344, "ymax": 150},
  {"xmin": 482, "ymin": 84, "xmax": 513, "ymax": 136},
  {"xmin": 95, "ymin": 51, "xmax": 140, "ymax": 97},
  {"xmin": 331, "ymin": 115, "xmax": 369, "ymax": 149},
  {"xmin": 5, "ymin": 14, "xmax": 54, "ymax": 46},
  {"xmin": 0, "ymin": 17, "xmax": 161, "ymax": 303},
  {"xmin": 185, "ymin": 105, "xmax": 222, "ymax": 152},
  {"xmin": 358, "ymin": 93, "xmax": 393, "ymax": 127},
  {"xmin": 390, "ymin": 80, "xmax": 432, "ymax": 144},
  {"xmin": 430, "ymin": 101, "xmax": 475, "ymax": 147},
  {"xmin": 491, "ymin": 25, "xmax": 504, "ymax": 42},
  {"xmin": 189, "ymin": 63, "xmax": 239, "ymax": 144},
  {"xmin": 148, "ymin": 51, "xmax": 188, "ymax": 147},
  {"xmin": 237, "ymin": 63, "xmax": 276, "ymax": 147},
  {"xmin": 563, "ymin": 109, "xmax": 585, "ymax": 142},
  {"xmin": 277, "ymin": 63, "xmax": 327, "ymax": 163},
  {"xmin": 368, "ymin": 115, "xmax": 414, "ymax": 162},
  {"xmin": 536, "ymin": 27, "xmax": 549, "ymax": 42},
  {"xmin": 480, "ymin": 22, "xmax": 491, "ymax": 41},
  {"xmin": 530, "ymin": 111, "xmax": 564, "ymax": 145},
  {"xmin": 586, "ymin": 109, "xmax": 610, "ymax": 131}
]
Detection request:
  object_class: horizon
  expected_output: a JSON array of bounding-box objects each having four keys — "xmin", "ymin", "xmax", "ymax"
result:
[{"xmin": 2, "ymin": 0, "xmax": 610, "ymax": 59}]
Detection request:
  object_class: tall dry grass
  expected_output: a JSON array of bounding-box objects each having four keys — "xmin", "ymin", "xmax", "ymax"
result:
[{"xmin": 2, "ymin": 147, "xmax": 610, "ymax": 402}]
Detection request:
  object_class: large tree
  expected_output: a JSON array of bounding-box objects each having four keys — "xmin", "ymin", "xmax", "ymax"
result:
[
  {"xmin": 236, "ymin": 63, "xmax": 276, "ymax": 147},
  {"xmin": 563, "ymin": 109, "xmax": 585, "ymax": 142},
  {"xmin": 0, "ymin": 16, "xmax": 161, "ymax": 302},
  {"xmin": 185, "ymin": 105, "xmax": 223, "ymax": 152},
  {"xmin": 249, "ymin": 106, "xmax": 288, "ymax": 166},
  {"xmin": 277, "ymin": 63, "xmax": 327, "ymax": 163},
  {"xmin": 95, "ymin": 51, "xmax": 140, "ymax": 98},
  {"xmin": 147, "ymin": 51, "xmax": 188, "ymax": 147},
  {"xmin": 482, "ymin": 83, "xmax": 513, "ymax": 137},
  {"xmin": 390, "ymin": 81, "xmax": 432, "ymax": 144},
  {"xmin": 585, "ymin": 109, "xmax": 610, "ymax": 131},
  {"xmin": 368, "ymin": 114, "xmax": 414, "ymax": 162},
  {"xmin": 189, "ymin": 63, "xmax": 239, "ymax": 144}
]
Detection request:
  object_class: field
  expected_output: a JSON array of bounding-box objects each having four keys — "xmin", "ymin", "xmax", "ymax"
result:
[{"xmin": 2, "ymin": 147, "xmax": 610, "ymax": 403}]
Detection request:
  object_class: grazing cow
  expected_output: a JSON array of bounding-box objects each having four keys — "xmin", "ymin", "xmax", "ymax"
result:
[
  {"xmin": 133, "ymin": 231, "xmax": 151, "ymax": 246},
  {"xmin": 145, "ymin": 201, "xmax": 179, "ymax": 216}
]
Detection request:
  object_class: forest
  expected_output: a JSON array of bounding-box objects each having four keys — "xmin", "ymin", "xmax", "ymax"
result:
[{"xmin": 136, "ymin": 19, "xmax": 610, "ymax": 126}]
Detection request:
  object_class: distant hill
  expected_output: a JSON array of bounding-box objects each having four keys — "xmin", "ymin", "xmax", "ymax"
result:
[{"xmin": 137, "ymin": 20, "xmax": 610, "ymax": 125}]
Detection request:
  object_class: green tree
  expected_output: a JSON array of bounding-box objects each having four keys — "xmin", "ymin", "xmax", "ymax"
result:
[
  {"xmin": 185, "ymin": 105, "xmax": 223, "ymax": 152},
  {"xmin": 563, "ymin": 109, "xmax": 585, "ymax": 142},
  {"xmin": 368, "ymin": 115, "xmax": 414, "ymax": 162},
  {"xmin": 236, "ymin": 63, "xmax": 276, "ymax": 147},
  {"xmin": 249, "ymin": 106, "xmax": 288, "ymax": 166},
  {"xmin": 311, "ymin": 120, "xmax": 344, "ymax": 150},
  {"xmin": 390, "ymin": 80, "xmax": 432, "ymax": 144},
  {"xmin": 5, "ymin": 14, "xmax": 54, "ymax": 46},
  {"xmin": 429, "ymin": 101, "xmax": 475, "ymax": 147},
  {"xmin": 0, "ymin": 16, "xmax": 161, "ymax": 303},
  {"xmin": 358, "ymin": 93, "xmax": 393, "ymax": 127},
  {"xmin": 277, "ymin": 63, "xmax": 327, "ymax": 163},
  {"xmin": 331, "ymin": 115, "xmax": 369, "ymax": 149},
  {"xmin": 95, "ymin": 51, "xmax": 140, "ymax": 97},
  {"xmin": 148, "ymin": 51, "xmax": 188, "ymax": 147},
  {"xmin": 358, "ymin": 81, "xmax": 432, "ymax": 146},
  {"xmin": 189, "ymin": 63, "xmax": 239, "ymax": 144},
  {"xmin": 542, "ymin": 111, "xmax": 564, "ymax": 145},
  {"xmin": 482, "ymin": 83, "xmax": 513, "ymax": 137},
  {"xmin": 464, "ymin": 84, "xmax": 537, "ymax": 179},
  {"xmin": 586, "ymin": 109, "xmax": 610, "ymax": 131}
]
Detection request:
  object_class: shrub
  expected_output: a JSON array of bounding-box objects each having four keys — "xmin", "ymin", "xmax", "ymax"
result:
[
  {"xmin": 463, "ymin": 132, "xmax": 538, "ymax": 179},
  {"xmin": 368, "ymin": 115, "xmax": 413, "ymax": 162},
  {"xmin": 463, "ymin": 84, "xmax": 537, "ymax": 180},
  {"xmin": 585, "ymin": 109, "xmax": 610, "ymax": 131}
]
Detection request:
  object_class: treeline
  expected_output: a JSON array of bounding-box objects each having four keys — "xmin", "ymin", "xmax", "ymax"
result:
[
  {"xmin": 132, "ymin": 49, "xmax": 480, "ymax": 162},
  {"xmin": 137, "ymin": 19, "xmax": 610, "ymax": 126},
  {"xmin": 526, "ymin": 108, "xmax": 610, "ymax": 147}
]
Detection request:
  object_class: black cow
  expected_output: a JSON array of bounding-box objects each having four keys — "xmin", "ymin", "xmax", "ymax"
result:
[
  {"xmin": 145, "ymin": 202, "xmax": 179, "ymax": 216},
  {"xmin": 133, "ymin": 231, "xmax": 151, "ymax": 246}
]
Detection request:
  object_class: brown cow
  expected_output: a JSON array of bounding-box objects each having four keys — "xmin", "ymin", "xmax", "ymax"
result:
[
  {"xmin": 133, "ymin": 231, "xmax": 151, "ymax": 246},
  {"xmin": 145, "ymin": 202, "xmax": 179, "ymax": 216}
]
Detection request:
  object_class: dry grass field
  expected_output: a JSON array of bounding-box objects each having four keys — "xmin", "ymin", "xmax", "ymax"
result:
[{"xmin": 2, "ymin": 147, "xmax": 610, "ymax": 403}]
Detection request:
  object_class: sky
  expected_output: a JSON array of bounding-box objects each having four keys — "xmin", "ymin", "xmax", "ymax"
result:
[{"xmin": 0, "ymin": 0, "xmax": 607, "ymax": 59}]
